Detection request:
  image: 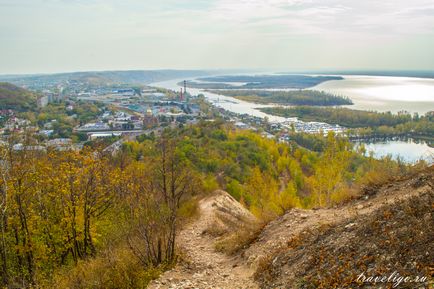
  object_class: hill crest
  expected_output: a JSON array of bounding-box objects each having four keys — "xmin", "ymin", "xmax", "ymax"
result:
[{"xmin": 0, "ymin": 82, "xmax": 38, "ymax": 110}]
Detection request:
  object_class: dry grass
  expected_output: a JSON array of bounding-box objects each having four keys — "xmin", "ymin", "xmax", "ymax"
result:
[
  {"xmin": 203, "ymin": 219, "xmax": 231, "ymax": 237},
  {"xmin": 178, "ymin": 197, "xmax": 200, "ymax": 223},
  {"xmin": 48, "ymin": 244, "xmax": 166, "ymax": 289},
  {"xmin": 196, "ymin": 200, "xmax": 264, "ymax": 255},
  {"xmin": 214, "ymin": 222, "xmax": 264, "ymax": 255}
]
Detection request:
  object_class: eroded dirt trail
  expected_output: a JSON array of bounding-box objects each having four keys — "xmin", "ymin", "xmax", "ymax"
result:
[
  {"xmin": 149, "ymin": 169, "xmax": 433, "ymax": 288},
  {"xmin": 148, "ymin": 192, "xmax": 259, "ymax": 289}
]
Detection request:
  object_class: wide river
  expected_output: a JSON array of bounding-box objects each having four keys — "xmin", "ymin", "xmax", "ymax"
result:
[
  {"xmin": 151, "ymin": 78, "xmax": 289, "ymax": 122},
  {"xmin": 151, "ymin": 75, "xmax": 434, "ymax": 163},
  {"xmin": 312, "ymin": 75, "xmax": 434, "ymax": 114}
]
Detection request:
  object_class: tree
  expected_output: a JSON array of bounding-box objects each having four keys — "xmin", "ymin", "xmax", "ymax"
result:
[
  {"xmin": 244, "ymin": 167, "xmax": 279, "ymax": 220},
  {"xmin": 309, "ymin": 132, "xmax": 352, "ymax": 207},
  {"xmin": 127, "ymin": 137, "xmax": 199, "ymax": 267}
]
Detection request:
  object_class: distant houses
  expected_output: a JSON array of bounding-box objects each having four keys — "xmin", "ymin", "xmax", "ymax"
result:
[{"xmin": 37, "ymin": 93, "xmax": 63, "ymax": 108}]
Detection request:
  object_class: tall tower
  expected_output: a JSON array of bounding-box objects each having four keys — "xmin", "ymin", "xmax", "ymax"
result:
[{"xmin": 183, "ymin": 80, "xmax": 188, "ymax": 103}]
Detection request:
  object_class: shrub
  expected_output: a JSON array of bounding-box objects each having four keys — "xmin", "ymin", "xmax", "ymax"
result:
[
  {"xmin": 214, "ymin": 222, "xmax": 263, "ymax": 255},
  {"xmin": 49, "ymin": 245, "xmax": 164, "ymax": 289}
]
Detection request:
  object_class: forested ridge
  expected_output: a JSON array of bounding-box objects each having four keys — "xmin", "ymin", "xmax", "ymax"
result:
[
  {"xmin": 209, "ymin": 90, "xmax": 353, "ymax": 106},
  {"xmin": 0, "ymin": 120, "xmax": 426, "ymax": 288},
  {"xmin": 196, "ymin": 75, "xmax": 343, "ymax": 89}
]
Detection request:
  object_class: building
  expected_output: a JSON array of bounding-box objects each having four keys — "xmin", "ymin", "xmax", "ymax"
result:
[
  {"xmin": 89, "ymin": 132, "xmax": 122, "ymax": 140},
  {"xmin": 47, "ymin": 138, "xmax": 73, "ymax": 147},
  {"xmin": 111, "ymin": 89, "xmax": 136, "ymax": 97},
  {"xmin": 37, "ymin": 96, "xmax": 49, "ymax": 108},
  {"xmin": 143, "ymin": 106, "xmax": 158, "ymax": 128},
  {"xmin": 76, "ymin": 122, "xmax": 110, "ymax": 131},
  {"xmin": 234, "ymin": 121, "xmax": 249, "ymax": 129}
]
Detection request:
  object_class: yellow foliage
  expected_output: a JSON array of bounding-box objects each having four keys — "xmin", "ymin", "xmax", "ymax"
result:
[
  {"xmin": 202, "ymin": 174, "xmax": 219, "ymax": 194},
  {"xmin": 330, "ymin": 186, "xmax": 356, "ymax": 205},
  {"xmin": 277, "ymin": 181, "xmax": 302, "ymax": 212}
]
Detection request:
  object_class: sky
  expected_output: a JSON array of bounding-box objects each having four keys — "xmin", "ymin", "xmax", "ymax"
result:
[{"xmin": 1, "ymin": 0, "xmax": 434, "ymax": 74}]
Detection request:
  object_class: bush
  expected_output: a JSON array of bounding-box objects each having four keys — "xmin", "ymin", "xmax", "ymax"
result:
[
  {"xmin": 178, "ymin": 198, "xmax": 199, "ymax": 222},
  {"xmin": 214, "ymin": 222, "xmax": 263, "ymax": 255},
  {"xmin": 49, "ymin": 245, "xmax": 163, "ymax": 289}
]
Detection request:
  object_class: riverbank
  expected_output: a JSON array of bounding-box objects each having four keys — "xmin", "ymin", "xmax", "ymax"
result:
[{"xmin": 151, "ymin": 75, "xmax": 434, "ymax": 163}]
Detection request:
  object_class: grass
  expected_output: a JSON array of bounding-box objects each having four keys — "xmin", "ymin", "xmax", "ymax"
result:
[
  {"xmin": 48, "ymin": 243, "xmax": 166, "ymax": 289},
  {"xmin": 214, "ymin": 221, "xmax": 263, "ymax": 255}
]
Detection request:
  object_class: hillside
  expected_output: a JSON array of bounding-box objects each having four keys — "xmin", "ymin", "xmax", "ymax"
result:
[
  {"xmin": 250, "ymin": 167, "xmax": 433, "ymax": 288},
  {"xmin": 0, "ymin": 82, "xmax": 38, "ymax": 110},
  {"xmin": 149, "ymin": 167, "xmax": 433, "ymax": 289},
  {"xmin": 0, "ymin": 70, "xmax": 214, "ymax": 87}
]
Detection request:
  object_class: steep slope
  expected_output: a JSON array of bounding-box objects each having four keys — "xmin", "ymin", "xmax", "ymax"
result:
[
  {"xmin": 149, "ymin": 168, "xmax": 433, "ymax": 289},
  {"xmin": 0, "ymin": 82, "xmax": 38, "ymax": 110},
  {"xmin": 251, "ymin": 167, "xmax": 433, "ymax": 288}
]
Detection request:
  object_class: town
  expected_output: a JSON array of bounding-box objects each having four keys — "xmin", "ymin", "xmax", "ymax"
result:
[{"xmin": 0, "ymin": 77, "xmax": 350, "ymax": 153}]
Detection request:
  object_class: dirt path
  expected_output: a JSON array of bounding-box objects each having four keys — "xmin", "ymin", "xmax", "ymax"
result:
[
  {"xmin": 148, "ymin": 192, "xmax": 259, "ymax": 289},
  {"xmin": 149, "ymin": 169, "xmax": 433, "ymax": 288}
]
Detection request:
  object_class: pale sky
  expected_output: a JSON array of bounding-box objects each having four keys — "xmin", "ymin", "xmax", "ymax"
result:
[{"xmin": 1, "ymin": 0, "xmax": 434, "ymax": 74}]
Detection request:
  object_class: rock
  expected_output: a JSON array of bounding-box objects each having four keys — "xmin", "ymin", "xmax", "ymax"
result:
[{"xmin": 272, "ymin": 257, "xmax": 279, "ymax": 265}]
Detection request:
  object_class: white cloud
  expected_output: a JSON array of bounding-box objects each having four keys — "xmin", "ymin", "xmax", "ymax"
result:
[
  {"xmin": 208, "ymin": 0, "xmax": 434, "ymax": 36},
  {"xmin": 0, "ymin": 0, "xmax": 434, "ymax": 73}
]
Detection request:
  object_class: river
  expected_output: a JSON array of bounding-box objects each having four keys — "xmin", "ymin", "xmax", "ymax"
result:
[
  {"xmin": 151, "ymin": 78, "xmax": 289, "ymax": 122},
  {"xmin": 356, "ymin": 138, "xmax": 433, "ymax": 163},
  {"xmin": 151, "ymin": 75, "xmax": 434, "ymax": 163},
  {"xmin": 312, "ymin": 75, "xmax": 434, "ymax": 114}
]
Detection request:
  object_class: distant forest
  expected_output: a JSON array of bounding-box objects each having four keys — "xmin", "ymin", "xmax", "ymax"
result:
[
  {"xmin": 185, "ymin": 74, "xmax": 343, "ymax": 89},
  {"xmin": 209, "ymin": 90, "xmax": 353, "ymax": 106}
]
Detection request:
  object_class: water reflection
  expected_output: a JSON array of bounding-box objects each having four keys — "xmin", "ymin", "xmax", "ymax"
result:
[
  {"xmin": 355, "ymin": 137, "xmax": 433, "ymax": 164},
  {"xmin": 312, "ymin": 75, "xmax": 434, "ymax": 114}
]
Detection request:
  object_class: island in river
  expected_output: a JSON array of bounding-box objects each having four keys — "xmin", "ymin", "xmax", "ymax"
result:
[
  {"xmin": 181, "ymin": 74, "xmax": 343, "ymax": 89},
  {"xmin": 207, "ymin": 89, "xmax": 353, "ymax": 106}
]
